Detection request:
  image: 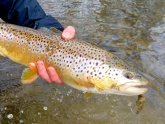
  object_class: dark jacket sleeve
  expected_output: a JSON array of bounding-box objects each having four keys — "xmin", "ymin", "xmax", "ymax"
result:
[{"xmin": 0, "ymin": 0, "xmax": 64, "ymax": 31}]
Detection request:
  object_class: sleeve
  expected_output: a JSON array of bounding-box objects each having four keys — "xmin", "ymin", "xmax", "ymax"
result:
[{"xmin": 0, "ymin": 0, "xmax": 64, "ymax": 31}]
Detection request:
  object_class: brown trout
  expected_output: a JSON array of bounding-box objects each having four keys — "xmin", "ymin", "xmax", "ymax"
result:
[{"xmin": 0, "ymin": 23, "xmax": 148, "ymax": 96}]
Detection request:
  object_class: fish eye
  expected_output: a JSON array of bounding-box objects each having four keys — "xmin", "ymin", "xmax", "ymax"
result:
[{"xmin": 124, "ymin": 72, "xmax": 134, "ymax": 79}]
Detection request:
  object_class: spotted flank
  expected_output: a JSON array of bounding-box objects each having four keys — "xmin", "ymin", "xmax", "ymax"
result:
[{"xmin": 0, "ymin": 23, "xmax": 149, "ymax": 96}]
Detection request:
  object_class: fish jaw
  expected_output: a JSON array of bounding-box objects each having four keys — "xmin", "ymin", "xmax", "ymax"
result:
[
  {"xmin": 122, "ymin": 85, "xmax": 148, "ymax": 96},
  {"xmin": 86, "ymin": 78, "xmax": 148, "ymax": 96},
  {"xmin": 85, "ymin": 85, "xmax": 148, "ymax": 96},
  {"xmin": 115, "ymin": 79, "xmax": 149, "ymax": 96}
]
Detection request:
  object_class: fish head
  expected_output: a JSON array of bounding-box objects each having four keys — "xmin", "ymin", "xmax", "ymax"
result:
[
  {"xmin": 107, "ymin": 68, "xmax": 148, "ymax": 96},
  {"xmin": 102, "ymin": 58, "xmax": 149, "ymax": 96}
]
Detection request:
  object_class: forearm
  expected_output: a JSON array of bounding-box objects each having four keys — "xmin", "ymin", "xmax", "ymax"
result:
[{"xmin": 0, "ymin": 0, "xmax": 64, "ymax": 31}]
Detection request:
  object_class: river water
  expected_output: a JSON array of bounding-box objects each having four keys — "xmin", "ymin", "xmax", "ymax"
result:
[{"xmin": 0, "ymin": 0, "xmax": 165, "ymax": 124}]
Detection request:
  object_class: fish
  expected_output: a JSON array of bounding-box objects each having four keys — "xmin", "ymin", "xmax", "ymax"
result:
[{"xmin": 0, "ymin": 22, "xmax": 148, "ymax": 96}]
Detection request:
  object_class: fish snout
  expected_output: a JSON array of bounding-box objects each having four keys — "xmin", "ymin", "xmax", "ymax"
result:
[{"xmin": 118, "ymin": 79, "xmax": 149, "ymax": 96}]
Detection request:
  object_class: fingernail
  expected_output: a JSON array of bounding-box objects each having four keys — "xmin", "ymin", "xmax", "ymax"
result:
[
  {"xmin": 63, "ymin": 31, "xmax": 70, "ymax": 37},
  {"xmin": 37, "ymin": 60, "xmax": 44, "ymax": 66}
]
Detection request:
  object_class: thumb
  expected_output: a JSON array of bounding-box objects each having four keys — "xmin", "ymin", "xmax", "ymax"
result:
[{"xmin": 61, "ymin": 26, "xmax": 76, "ymax": 40}]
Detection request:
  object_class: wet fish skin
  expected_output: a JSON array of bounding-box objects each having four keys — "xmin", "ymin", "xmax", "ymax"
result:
[{"xmin": 0, "ymin": 23, "xmax": 148, "ymax": 96}]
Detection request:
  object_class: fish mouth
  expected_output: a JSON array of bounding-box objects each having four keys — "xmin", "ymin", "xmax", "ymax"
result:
[
  {"xmin": 133, "ymin": 85, "xmax": 147, "ymax": 88},
  {"xmin": 118, "ymin": 82, "xmax": 148, "ymax": 96}
]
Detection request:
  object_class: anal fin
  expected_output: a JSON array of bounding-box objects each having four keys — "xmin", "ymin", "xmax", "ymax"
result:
[{"xmin": 21, "ymin": 67, "xmax": 38, "ymax": 84}]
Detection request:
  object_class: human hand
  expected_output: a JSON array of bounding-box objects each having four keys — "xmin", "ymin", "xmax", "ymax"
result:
[
  {"xmin": 61, "ymin": 26, "xmax": 76, "ymax": 40},
  {"xmin": 30, "ymin": 26, "xmax": 76, "ymax": 84}
]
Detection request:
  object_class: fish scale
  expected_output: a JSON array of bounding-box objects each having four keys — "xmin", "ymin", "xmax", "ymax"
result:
[{"xmin": 0, "ymin": 23, "xmax": 149, "ymax": 96}]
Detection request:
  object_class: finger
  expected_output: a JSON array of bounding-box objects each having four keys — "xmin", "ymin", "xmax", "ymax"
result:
[
  {"xmin": 61, "ymin": 26, "xmax": 76, "ymax": 40},
  {"xmin": 36, "ymin": 60, "xmax": 51, "ymax": 83},
  {"xmin": 47, "ymin": 66, "xmax": 64, "ymax": 84}
]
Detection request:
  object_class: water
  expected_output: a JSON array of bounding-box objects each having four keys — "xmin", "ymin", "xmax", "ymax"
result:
[{"xmin": 0, "ymin": 0, "xmax": 165, "ymax": 123}]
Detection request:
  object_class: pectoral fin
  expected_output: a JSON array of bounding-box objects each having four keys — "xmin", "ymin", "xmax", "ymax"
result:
[{"xmin": 21, "ymin": 68, "xmax": 38, "ymax": 84}]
